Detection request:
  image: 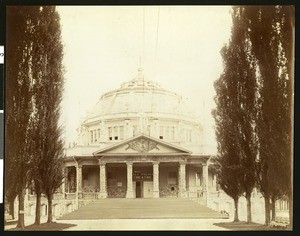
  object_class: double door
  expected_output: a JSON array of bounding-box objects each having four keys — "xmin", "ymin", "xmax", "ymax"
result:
[{"xmin": 134, "ymin": 181, "xmax": 153, "ymax": 198}]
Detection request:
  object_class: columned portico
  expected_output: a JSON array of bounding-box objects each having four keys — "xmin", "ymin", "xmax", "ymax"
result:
[
  {"xmin": 178, "ymin": 162, "xmax": 187, "ymax": 198},
  {"xmin": 99, "ymin": 162, "xmax": 107, "ymax": 198},
  {"xmin": 153, "ymin": 162, "xmax": 159, "ymax": 198},
  {"xmin": 126, "ymin": 162, "xmax": 134, "ymax": 198}
]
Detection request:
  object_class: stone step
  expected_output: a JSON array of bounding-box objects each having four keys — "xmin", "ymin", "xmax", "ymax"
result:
[{"xmin": 59, "ymin": 198, "xmax": 228, "ymax": 220}]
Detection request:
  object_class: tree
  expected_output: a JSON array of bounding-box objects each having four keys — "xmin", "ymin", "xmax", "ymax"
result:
[
  {"xmin": 24, "ymin": 6, "xmax": 65, "ymax": 225},
  {"xmin": 6, "ymin": 7, "xmax": 37, "ymax": 229},
  {"xmin": 30, "ymin": 6, "xmax": 65, "ymax": 224},
  {"xmin": 6, "ymin": 6, "xmax": 65, "ymax": 227},
  {"xmin": 213, "ymin": 7, "xmax": 258, "ymax": 223},
  {"xmin": 242, "ymin": 6, "xmax": 294, "ymax": 225},
  {"xmin": 214, "ymin": 6, "xmax": 294, "ymax": 226},
  {"xmin": 213, "ymin": 44, "xmax": 245, "ymax": 222}
]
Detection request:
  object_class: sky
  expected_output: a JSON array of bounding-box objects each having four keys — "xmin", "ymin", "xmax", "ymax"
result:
[{"xmin": 57, "ymin": 6, "xmax": 233, "ymax": 153}]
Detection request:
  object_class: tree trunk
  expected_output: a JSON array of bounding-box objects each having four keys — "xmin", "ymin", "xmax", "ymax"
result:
[
  {"xmin": 264, "ymin": 196, "xmax": 271, "ymax": 225},
  {"xmin": 233, "ymin": 198, "xmax": 239, "ymax": 222},
  {"xmin": 16, "ymin": 189, "xmax": 25, "ymax": 229},
  {"xmin": 271, "ymin": 195, "xmax": 276, "ymax": 221},
  {"xmin": 47, "ymin": 196, "xmax": 53, "ymax": 223},
  {"xmin": 288, "ymin": 195, "xmax": 293, "ymax": 229},
  {"xmin": 246, "ymin": 192, "xmax": 252, "ymax": 223},
  {"xmin": 35, "ymin": 192, "xmax": 41, "ymax": 225},
  {"xmin": 9, "ymin": 198, "xmax": 15, "ymax": 220}
]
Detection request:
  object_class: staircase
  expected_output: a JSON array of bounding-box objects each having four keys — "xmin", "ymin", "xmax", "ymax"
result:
[{"xmin": 59, "ymin": 198, "xmax": 229, "ymax": 220}]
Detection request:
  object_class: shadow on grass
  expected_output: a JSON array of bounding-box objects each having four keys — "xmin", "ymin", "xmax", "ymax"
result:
[
  {"xmin": 7, "ymin": 222, "xmax": 77, "ymax": 231},
  {"xmin": 214, "ymin": 221, "xmax": 288, "ymax": 231}
]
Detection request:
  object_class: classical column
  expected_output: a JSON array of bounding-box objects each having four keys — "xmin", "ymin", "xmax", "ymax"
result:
[
  {"xmin": 99, "ymin": 162, "xmax": 107, "ymax": 198},
  {"xmin": 202, "ymin": 164, "xmax": 209, "ymax": 204},
  {"xmin": 126, "ymin": 162, "xmax": 134, "ymax": 198},
  {"xmin": 178, "ymin": 163, "xmax": 187, "ymax": 198},
  {"xmin": 76, "ymin": 165, "xmax": 82, "ymax": 199},
  {"xmin": 153, "ymin": 162, "xmax": 160, "ymax": 198},
  {"xmin": 62, "ymin": 176, "xmax": 65, "ymax": 199}
]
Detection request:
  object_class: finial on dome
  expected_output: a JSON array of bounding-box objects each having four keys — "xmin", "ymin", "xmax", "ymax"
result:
[{"xmin": 137, "ymin": 57, "xmax": 144, "ymax": 79}]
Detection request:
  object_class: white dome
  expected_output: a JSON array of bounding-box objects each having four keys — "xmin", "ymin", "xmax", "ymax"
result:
[{"xmin": 84, "ymin": 68, "xmax": 198, "ymax": 124}]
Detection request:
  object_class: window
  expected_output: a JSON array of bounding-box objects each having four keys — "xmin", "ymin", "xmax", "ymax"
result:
[
  {"xmin": 83, "ymin": 172, "xmax": 88, "ymax": 181},
  {"xmin": 119, "ymin": 126, "xmax": 124, "ymax": 140},
  {"xmin": 168, "ymin": 171, "xmax": 177, "ymax": 185},
  {"xmin": 159, "ymin": 126, "xmax": 164, "ymax": 139},
  {"xmin": 114, "ymin": 126, "xmax": 118, "ymax": 140},
  {"xmin": 165, "ymin": 126, "xmax": 170, "ymax": 140},
  {"xmin": 133, "ymin": 125, "xmax": 138, "ymax": 136},
  {"xmin": 108, "ymin": 127, "xmax": 112, "ymax": 140},
  {"xmin": 147, "ymin": 125, "xmax": 151, "ymax": 135},
  {"xmin": 98, "ymin": 128, "xmax": 101, "ymax": 139},
  {"xmin": 90, "ymin": 131, "xmax": 93, "ymax": 143},
  {"xmin": 94, "ymin": 129, "xmax": 97, "ymax": 142},
  {"xmin": 196, "ymin": 172, "xmax": 201, "ymax": 186},
  {"xmin": 170, "ymin": 127, "xmax": 175, "ymax": 140}
]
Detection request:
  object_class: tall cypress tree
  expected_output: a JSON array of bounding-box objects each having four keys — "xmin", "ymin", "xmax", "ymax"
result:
[
  {"xmin": 6, "ymin": 6, "xmax": 65, "ymax": 227},
  {"xmin": 6, "ymin": 7, "xmax": 38, "ymax": 229},
  {"xmin": 242, "ymin": 6, "xmax": 294, "ymax": 225},
  {"xmin": 29, "ymin": 6, "xmax": 65, "ymax": 224},
  {"xmin": 213, "ymin": 7, "xmax": 257, "ymax": 223},
  {"xmin": 213, "ymin": 43, "xmax": 244, "ymax": 222}
]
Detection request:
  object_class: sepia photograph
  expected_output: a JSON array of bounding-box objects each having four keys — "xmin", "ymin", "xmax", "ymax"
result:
[{"xmin": 4, "ymin": 5, "xmax": 294, "ymax": 231}]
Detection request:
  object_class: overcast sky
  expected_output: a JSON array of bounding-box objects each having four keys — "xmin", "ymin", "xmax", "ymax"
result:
[{"xmin": 57, "ymin": 6, "xmax": 233, "ymax": 153}]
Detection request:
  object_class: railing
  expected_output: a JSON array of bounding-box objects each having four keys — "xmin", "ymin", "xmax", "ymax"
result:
[
  {"xmin": 53, "ymin": 193, "xmax": 64, "ymax": 200},
  {"xmin": 82, "ymin": 192, "xmax": 98, "ymax": 199},
  {"xmin": 66, "ymin": 193, "xmax": 77, "ymax": 200},
  {"xmin": 159, "ymin": 185, "xmax": 178, "ymax": 197}
]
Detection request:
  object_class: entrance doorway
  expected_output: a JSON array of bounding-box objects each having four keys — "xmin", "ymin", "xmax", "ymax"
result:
[{"xmin": 136, "ymin": 181, "xmax": 142, "ymax": 198}]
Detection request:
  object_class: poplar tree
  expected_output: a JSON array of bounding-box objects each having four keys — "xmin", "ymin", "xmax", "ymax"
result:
[
  {"xmin": 29, "ymin": 6, "xmax": 65, "ymax": 224},
  {"xmin": 6, "ymin": 6, "xmax": 65, "ymax": 227},
  {"xmin": 213, "ymin": 7, "xmax": 257, "ymax": 223},
  {"xmin": 242, "ymin": 6, "xmax": 294, "ymax": 225},
  {"xmin": 6, "ymin": 7, "xmax": 37, "ymax": 229},
  {"xmin": 214, "ymin": 6, "xmax": 294, "ymax": 226},
  {"xmin": 213, "ymin": 44, "xmax": 244, "ymax": 222}
]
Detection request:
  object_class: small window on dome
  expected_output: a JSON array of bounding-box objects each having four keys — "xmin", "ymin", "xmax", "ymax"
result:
[
  {"xmin": 108, "ymin": 127, "xmax": 112, "ymax": 140},
  {"xmin": 119, "ymin": 126, "xmax": 124, "ymax": 140},
  {"xmin": 114, "ymin": 136, "xmax": 118, "ymax": 140}
]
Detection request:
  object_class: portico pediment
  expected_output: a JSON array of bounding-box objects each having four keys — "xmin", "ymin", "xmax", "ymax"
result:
[{"xmin": 93, "ymin": 134, "xmax": 191, "ymax": 156}]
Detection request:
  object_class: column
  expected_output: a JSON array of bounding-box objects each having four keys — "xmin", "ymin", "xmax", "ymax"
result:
[
  {"xmin": 202, "ymin": 164, "xmax": 209, "ymax": 204},
  {"xmin": 178, "ymin": 163, "xmax": 187, "ymax": 198},
  {"xmin": 62, "ymin": 176, "xmax": 65, "ymax": 199},
  {"xmin": 99, "ymin": 162, "xmax": 107, "ymax": 198},
  {"xmin": 126, "ymin": 162, "xmax": 133, "ymax": 198},
  {"xmin": 76, "ymin": 165, "xmax": 82, "ymax": 199},
  {"xmin": 153, "ymin": 162, "xmax": 159, "ymax": 198}
]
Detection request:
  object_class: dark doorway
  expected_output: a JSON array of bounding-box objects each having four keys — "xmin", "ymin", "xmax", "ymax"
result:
[{"xmin": 136, "ymin": 181, "xmax": 142, "ymax": 198}]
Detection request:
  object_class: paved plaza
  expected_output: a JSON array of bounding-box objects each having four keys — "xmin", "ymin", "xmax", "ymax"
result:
[{"xmin": 58, "ymin": 218, "xmax": 231, "ymax": 230}]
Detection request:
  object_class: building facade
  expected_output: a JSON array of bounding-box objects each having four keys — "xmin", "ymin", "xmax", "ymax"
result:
[{"xmin": 64, "ymin": 68, "xmax": 216, "ymax": 202}]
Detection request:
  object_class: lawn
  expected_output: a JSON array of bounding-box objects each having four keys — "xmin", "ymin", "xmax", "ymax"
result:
[
  {"xmin": 7, "ymin": 222, "xmax": 77, "ymax": 231},
  {"xmin": 214, "ymin": 221, "xmax": 291, "ymax": 231}
]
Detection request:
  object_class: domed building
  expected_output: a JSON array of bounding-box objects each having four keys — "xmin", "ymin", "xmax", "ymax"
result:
[
  {"xmin": 64, "ymin": 68, "xmax": 217, "ymax": 201},
  {"xmin": 21, "ymin": 69, "xmax": 280, "ymax": 223}
]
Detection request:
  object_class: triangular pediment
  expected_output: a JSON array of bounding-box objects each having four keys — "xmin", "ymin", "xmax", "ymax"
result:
[{"xmin": 93, "ymin": 134, "xmax": 191, "ymax": 156}]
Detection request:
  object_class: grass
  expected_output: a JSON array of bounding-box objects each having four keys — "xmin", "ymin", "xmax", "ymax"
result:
[
  {"xmin": 214, "ymin": 221, "xmax": 290, "ymax": 231},
  {"xmin": 7, "ymin": 222, "xmax": 77, "ymax": 231}
]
